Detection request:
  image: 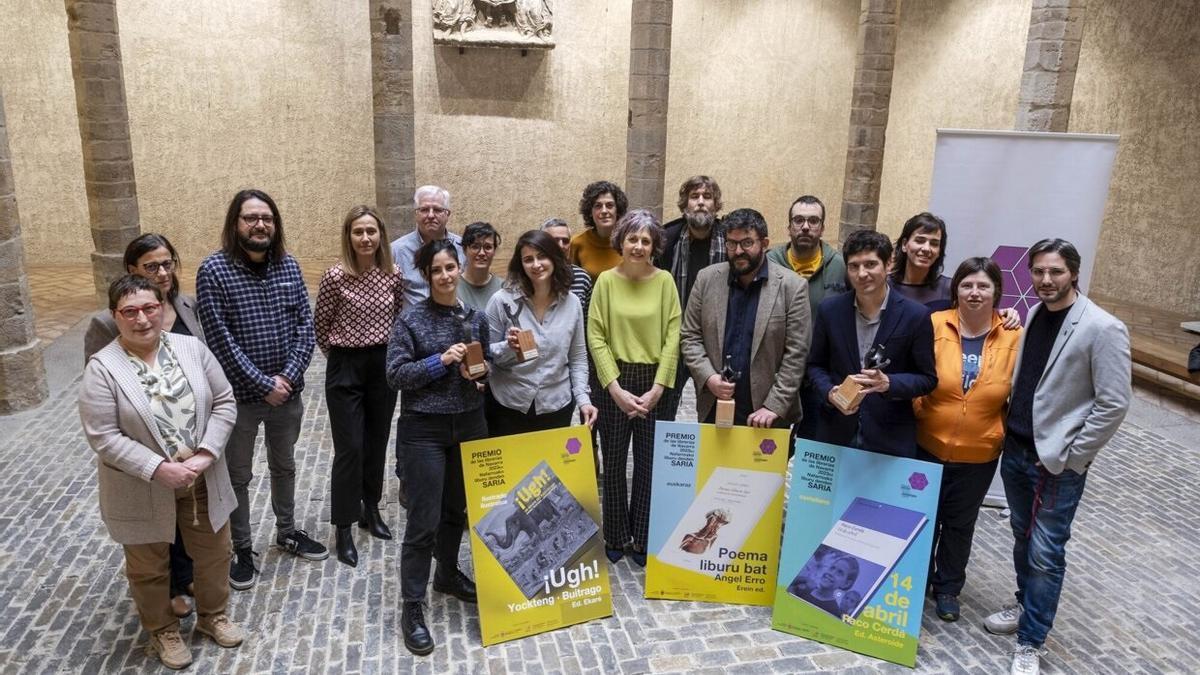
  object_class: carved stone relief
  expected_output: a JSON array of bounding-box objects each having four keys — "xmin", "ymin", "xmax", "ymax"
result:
[{"xmin": 433, "ymin": 0, "xmax": 554, "ymax": 49}]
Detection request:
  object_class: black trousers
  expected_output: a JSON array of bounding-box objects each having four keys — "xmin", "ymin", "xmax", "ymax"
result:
[
  {"xmin": 918, "ymin": 446, "xmax": 999, "ymax": 596},
  {"xmin": 655, "ymin": 354, "xmax": 690, "ymax": 422},
  {"xmin": 326, "ymin": 346, "xmax": 398, "ymax": 526},
  {"xmin": 399, "ymin": 409, "xmax": 487, "ymax": 601},
  {"xmin": 168, "ymin": 527, "xmax": 193, "ymax": 596},
  {"xmin": 484, "ymin": 389, "xmax": 575, "ymax": 437}
]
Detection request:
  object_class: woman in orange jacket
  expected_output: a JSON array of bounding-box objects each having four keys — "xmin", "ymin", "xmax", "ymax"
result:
[{"xmin": 914, "ymin": 257, "xmax": 1022, "ymax": 623}]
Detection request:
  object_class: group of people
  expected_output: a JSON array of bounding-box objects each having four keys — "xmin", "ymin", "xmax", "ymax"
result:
[{"xmin": 79, "ymin": 177, "xmax": 1131, "ymax": 675}]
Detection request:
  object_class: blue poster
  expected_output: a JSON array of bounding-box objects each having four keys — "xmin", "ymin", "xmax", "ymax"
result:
[{"xmin": 771, "ymin": 440, "xmax": 942, "ymax": 667}]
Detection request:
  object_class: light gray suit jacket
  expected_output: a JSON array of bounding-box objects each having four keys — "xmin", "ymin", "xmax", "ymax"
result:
[
  {"xmin": 680, "ymin": 261, "xmax": 812, "ymax": 424},
  {"xmin": 83, "ymin": 293, "xmax": 205, "ymax": 363},
  {"xmin": 78, "ymin": 334, "xmax": 238, "ymax": 545},
  {"xmin": 1014, "ymin": 294, "xmax": 1131, "ymax": 474}
]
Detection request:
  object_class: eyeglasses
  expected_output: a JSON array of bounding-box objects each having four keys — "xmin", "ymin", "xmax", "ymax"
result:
[
  {"xmin": 116, "ymin": 302, "xmax": 162, "ymax": 320},
  {"xmin": 141, "ymin": 260, "xmax": 176, "ymax": 275},
  {"xmin": 724, "ymin": 237, "xmax": 761, "ymax": 252},
  {"xmin": 467, "ymin": 243, "xmax": 496, "ymax": 253},
  {"xmin": 790, "ymin": 215, "xmax": 823, "ymax": 227},
  {"xmin": 241, "ymin": 214, "xmax": 275, "ymax": 225},
  {"xmin": 550, "ymin": 237, "xmax": 570, "ymax": 246},
  {"xmin": 417, "ymin": 206, "xmax": 449, "ymax": 216}
]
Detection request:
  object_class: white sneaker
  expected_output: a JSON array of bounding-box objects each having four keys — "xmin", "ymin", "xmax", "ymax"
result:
[
  {"xmin": 984, "ymin": 603, "xmax": 1022, "ymax": 634},
  {"xmin": 1011, "ymin": 644, "xmax": 1042, "ymax": 675}
]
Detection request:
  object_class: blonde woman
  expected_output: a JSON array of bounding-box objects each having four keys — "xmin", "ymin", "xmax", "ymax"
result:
[{"xmin": 314, "ymin": 205, "xmax": 406, "ymax": 567}]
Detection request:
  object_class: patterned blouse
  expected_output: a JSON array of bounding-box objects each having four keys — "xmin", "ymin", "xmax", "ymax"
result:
[
  {"xmin": 125, "ymin": 333, "xmax": 197, "ymax": 457},
  {"xmin": 314, "ymin": 264, "xmax": 406, "ymax": 353}
]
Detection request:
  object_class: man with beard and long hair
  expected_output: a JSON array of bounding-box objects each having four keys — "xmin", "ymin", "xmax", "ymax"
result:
[
  {"xmin": 679, "ymin": 208, "xmax": 810, "ymax": 429},
  {"xmin": 655, "ymin": 175, "xmax": 727, "ymax": 420},
  {"xmin": 197, "ymin": 189, "xmax": 325, "ymax": 592}
]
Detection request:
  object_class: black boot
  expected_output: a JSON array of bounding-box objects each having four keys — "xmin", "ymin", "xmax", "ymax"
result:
[
  {"xmin": 401, "ymin": 601, "xmax": 434, "ymax": 655},
  {"xmin": 433, "ymin": 566, "xmax": 477, "ymax": 603},
  {"xmin": 335, "ymin": 526, "xmax": 358, "ymax": 567},
  {"xmin": 359, "ymin": 503, "xmax": 393, "ymax": 540}
]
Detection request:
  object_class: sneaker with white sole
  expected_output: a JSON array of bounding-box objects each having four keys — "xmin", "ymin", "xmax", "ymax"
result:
[
  {"xmin": 196, "ymin": 613, "xmax": 245, "ymax": 648},
  {"xmin": 277, "ymin": 529, "xmax": 329, "ymax": 561},
  {"xmin": 984, "ymin": 603, "xmax": 1022, "ymax": 635},
  {"xmin": 145, "ymin": 629, "xmax": 192, "ymax": 670},
  {"xmin": 1011, "ymin": 644, "xmax": 1043, "ymax": 675},
  {"xmin": 229, "ymin": 547, "xmax": 259, "ymax": 590}
]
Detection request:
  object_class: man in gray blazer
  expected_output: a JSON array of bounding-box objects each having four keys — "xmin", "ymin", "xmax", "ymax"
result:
[
  {"xmin": 983, "ymin": 239, "xmax": 1131, "ymax": 675},
  {"xmin": 680, "ymin": 208, "xmax": 811, "ymax": 429}
]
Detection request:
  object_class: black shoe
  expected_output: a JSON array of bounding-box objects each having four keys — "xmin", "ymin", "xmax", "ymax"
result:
[
  {"xmin": 401, "ymin": 601, "xmax": 434, "ymax": 655},
  {"xmin": 605, "ymin": 547, "xmax": 625, "ymax": 563},
  {"xmin": 935, "ymin": 593, "xmax": 961, "ymax": 622},
  {"xmin": 229, "ymin": 548, "xmax": 259, "ymax": 590},
  {"xmin": 359, "ymin": 503, "xmax": 393, "ymax": 540},
  {"xmin": 277, "ymin": 529, "xmax": 330, "ymax": 561},
  {"xmin": 628, "ymin": 548, "xmax": 647, "ymax": 568},
  {"xmin": 335, "ymin": 526, "xmax": 358, "ymax": 567},
  {"xmin": 432, "ymin": 567, "xmax": 477, "ymax": 603}
]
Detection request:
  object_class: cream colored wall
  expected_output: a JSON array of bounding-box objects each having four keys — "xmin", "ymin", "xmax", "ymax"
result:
[
  {"xmin": 664, "ymin": 0, "xmax": 858, "ymax": 240},
  {"xmin": 1073, "ymin": 0, "xmax": 1200, "ymax": 315},
  {"xmin": 877, "ymin": 0, "xmax": 1029, "ymax": 240},
  {"xmin": 410, "ymin": 1, "xmax": 632, "ymax": 247},
  {"xmin": 0, "ymin": 2, "xmax": 91, "ymax": 259}
]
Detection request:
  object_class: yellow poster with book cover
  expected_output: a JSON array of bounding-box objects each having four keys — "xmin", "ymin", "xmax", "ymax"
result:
[
  {"xmin": 644, "ymin": 421, "xmax": 790, "ymax": 605},
  {"xmin": 461, "ymin": 425, "xmax": 613, "ymax": 646}
]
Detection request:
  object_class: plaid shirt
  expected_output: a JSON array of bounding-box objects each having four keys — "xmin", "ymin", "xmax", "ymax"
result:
[{"xmin": 196, "ymin": 251, "xmax": 315, "ymax": 403}]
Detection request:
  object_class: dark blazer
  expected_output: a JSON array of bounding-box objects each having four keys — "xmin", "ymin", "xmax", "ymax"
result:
[{"xmin": 806, "ymin": 289, "xmax": 937, "ymax": 457}]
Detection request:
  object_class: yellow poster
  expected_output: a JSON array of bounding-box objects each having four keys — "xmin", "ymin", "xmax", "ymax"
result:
[
  {"xmin": 461, "ymin": 425, "xmax": 613, "ymax": 646},
  {"xmin": 644, "ymin": 422, "xmax": 790, "ymax": 605}
]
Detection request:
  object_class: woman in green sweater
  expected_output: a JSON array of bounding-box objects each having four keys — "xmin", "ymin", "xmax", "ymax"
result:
[{"xmin": 588, "ymin": 209, "xmax": 682, "ymax": 567}]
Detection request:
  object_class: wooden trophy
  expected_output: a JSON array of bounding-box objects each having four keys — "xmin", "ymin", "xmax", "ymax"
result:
[
  {"xmin": 831, "ymin": 344, "xmax": 890, "ymax": 414},
  {"xmin": 503, "ymin": 301, "xmax": 539, "ymax": 363},
  {"xmin": 715, "ymin": 355, "xmax": 739, "ymax": 429},
  {"xmin": 460, "ymin": 308, "xmax": 488, "ymax": 377}
]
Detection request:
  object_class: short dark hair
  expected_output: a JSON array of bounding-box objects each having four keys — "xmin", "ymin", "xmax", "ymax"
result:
[
  {"xmin": 676, "ymin": 175, "xmax": 723, "ymax": 214},
  {"xmin": 108, "ymin": 274, "xmax": 163, "ymax": 311},
  {"xmin": 610, "ymin": 209, "xmax": 665, "ymax": 257},
  {"xmin": 578, "ymin": 180, "xmax": 628, "ymax": 229},
  {"xmin": 1027, "ymin": 238, "xmax": 1082, "ymax": 289},
  {"xmin": 722, "ymin": 208, "xmax": 768, "ymax": 239},
  {"xmin": 788, "ymin": 195, "xmax": 826, "ymax": 224},
  {"xmin": 505, "ymin": 230, "xmax": 572, "ymax": 299},
  {"xmin": 891, "ymin": 212, "xmax": 947, "ymax": 288},
  {"xmin": 462, "ymin": 221, "xmax": 501, "ymax": 249},
  {"xmin": 842, "ymin": 229, "xmax": 892, "ymax": 264},
  {"xmin": 123, "ymin": 233, "xmax": 180, "ymax": 302},
  {"xmin": 222, "ymin": 189, "xmax": 285, "ymax": 264},
  {"xmin": 414, "ymin": 238, "xmax": 460, "ymax": 282},
  {"xmin": 950, "ymin": 257, "xmax": 1004, "ymax": 309}
]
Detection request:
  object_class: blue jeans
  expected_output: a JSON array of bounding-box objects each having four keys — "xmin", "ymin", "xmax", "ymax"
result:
[
  {"xmin": 1001, "ymin": 437, "xmax": 1089, "ymax": 648},
  {"xmin": 398, "ymin": 408, "xmax": 487, "ymax": 601}
]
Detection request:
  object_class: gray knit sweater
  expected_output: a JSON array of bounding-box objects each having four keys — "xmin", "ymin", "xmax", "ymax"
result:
[{"xmin": 386, "ymin": 298, "xmax": 490, "ymax": 415}]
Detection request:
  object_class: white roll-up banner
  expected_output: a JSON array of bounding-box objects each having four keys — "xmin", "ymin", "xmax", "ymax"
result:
[{"xmin": 927, "ymin": 128, "xmax": 1120, "ymax": 507}]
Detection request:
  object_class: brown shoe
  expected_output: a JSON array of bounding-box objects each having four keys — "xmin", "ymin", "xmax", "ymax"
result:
[
  {"xmin": 195, "ymin": 614, "xmax": 245, "ymax": 648},
  {"xmin": 171, "ymin": 594, "xmax": 193, "ymax": 618},
  {"xmin": 146, "ymin": 629, "xmax": 192, "ymax": 670}
]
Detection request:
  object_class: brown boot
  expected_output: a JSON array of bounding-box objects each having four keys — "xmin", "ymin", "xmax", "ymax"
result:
[
  {"xmin": 171, "ymin": 594, "xmax": 193, "ymax": 618},
  {"xmin": 195, "ymin": 614, "xmax": 245, "ymax": 648},
  {"xmin": 145, "ymin": 629, "xmax": 192, "ymax": 670}
]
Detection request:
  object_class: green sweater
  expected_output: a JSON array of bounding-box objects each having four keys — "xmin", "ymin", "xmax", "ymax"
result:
[
  {"xmin": 587, "ymin": 269, "xmax": 681, "ymax": 388},
  {"xmin": 766, "ymin": 240, "xmax": 847, "ymax": 316}
]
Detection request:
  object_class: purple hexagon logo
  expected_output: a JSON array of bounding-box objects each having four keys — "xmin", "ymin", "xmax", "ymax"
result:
[
  {"xmin": 759, "ymin": 439, "xmax": 777, "ymax": 455},
  {"xmin": 991, "ymin": 245, "xmax": 1037, "ymax": 322},
  {"xmin": 908, "ymin": 472, "xmax": 929, "ymax": 491},
  {"xmin": 565, "ymin": 437, "xmax": 582, "ymax": 455}
]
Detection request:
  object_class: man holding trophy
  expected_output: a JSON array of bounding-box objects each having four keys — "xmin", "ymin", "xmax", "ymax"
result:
[{"xmin": 806, "ymin": 230, "xmax": 937, "ymax": 457}]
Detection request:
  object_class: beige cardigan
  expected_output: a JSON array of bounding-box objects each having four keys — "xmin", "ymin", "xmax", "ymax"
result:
[{"xmin": 79, "ymin": 334, "xmax": 238, "ymax": 545}]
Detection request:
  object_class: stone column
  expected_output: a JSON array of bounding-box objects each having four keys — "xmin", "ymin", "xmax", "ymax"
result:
[
  {"xmin": 64, "ymin": 0, "xmax": 141, "ymax": 305},
  {"xmin": 625, "ymin": 0, "xmax": 673, "ymax": 220},
  {"xmin": 1015, "ymin": 0, "xmax": 1087, "ymax": 132},
  {"xmin": 837, "ymin": 0, "xmax": 898, "ymax": 242},
  {"xmin": 0, "ymin": 91, "xmax": 49, "ymax": 413},
  {"xmin": 370, "ymin": 0, "xmax": 418, "ymax": 233}
]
